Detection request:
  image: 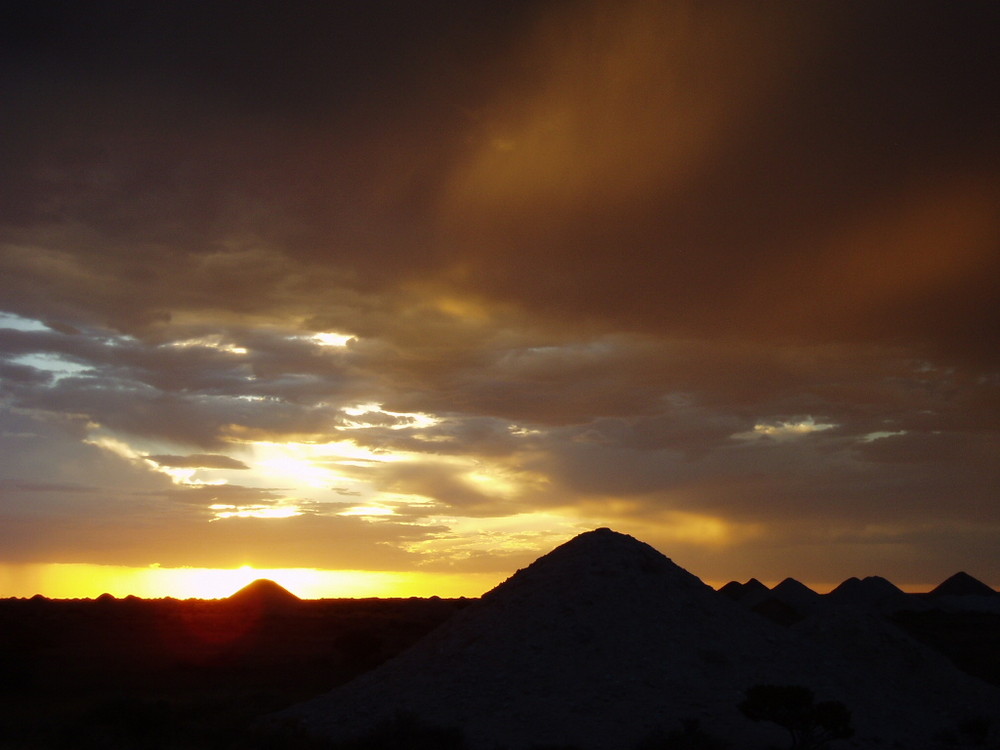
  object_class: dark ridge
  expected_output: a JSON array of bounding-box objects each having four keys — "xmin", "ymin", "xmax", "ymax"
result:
[
  {"xmin": 773, "ymin": 577, "xmax": 817, "ymax": 595},
  {"xmin": 752, "ymin": 597, "xmax": 803, "ymax": 627},
  {"xmin": 717, "ymin": 580, "xmax": 744, "ymax": 600},
  {"xmin": 483, "ymin": 527, "xmax": 705, "ymax": 602},
  {"xmin": 828, "ymin": 576, "xmax": 902, "ymax": 598},
  {"xmin": 281, "ymin": 528, "xmax": 1000, "ymax": 749},
  {"xmin": 734, "ymin": 578, "xmax": 773, "ymax": 607},
  {"xmin": 828, "ymin": 576, "xmax": 862, "ymax": 596},
  {"xmin": 771, "ymin": 578, "xmax": 820, "ymax": 602},
  {"xmin": 717, "ymin": 578, "xmax": 770, "ymax": 603},
  {"xmin": 929, "ymin": 572, "xmax": 999, "ymax": 598},
  {"xmin": 228, "ymin": 578, "xmax": 301, "ymax": 608}
]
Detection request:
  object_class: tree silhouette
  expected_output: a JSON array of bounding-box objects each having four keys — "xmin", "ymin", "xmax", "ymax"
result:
[{"xmin": 739, "ymin": 685, "xmax": 853, "ymax": 750}]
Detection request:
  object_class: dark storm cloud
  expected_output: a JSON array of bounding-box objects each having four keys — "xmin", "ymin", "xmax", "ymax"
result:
[
  {"xmin": 1, "ymin": 0, "xmax": 999, "ymax": 583},
  {"xmin": 4, "ymin": 0, "xmax": 993, "ymax": 359},
  {"xmin": 434, "ymin": 1, "xmax": 1000, "ymax": 365},
  {"xmin": 0, "ymin": 359, "xmax": 52, "ymax": 386}
]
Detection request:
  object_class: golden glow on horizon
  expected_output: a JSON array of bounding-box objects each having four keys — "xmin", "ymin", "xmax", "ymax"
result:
[
  {"xmin": 658, "ymin": 511, "xmax": 733, "ymax": 546},
  {"xmin": 341, "ymin": 402, "xmax": 442, "ymax": 430},
  {"xmin": 85, "ymin": 435, "xmax": 232, "ymax": 487},
  {"xmin": 399, "ymin": 513, "xmax": 585, "ymax": 562},
  {"xmin": 208, "ymin": 503, "xmax": 303, "ymax": 520},
  {"xmin": 732, "ymin": 417, "xmax": 837, "ymax": 442},
  {"xmin": 337, "ymin": 504, "xmax": 395, "ymax": 517},
  {"xmin": 168, "ymin": 334, "xmax": 248, "ymax": 354},
  {"xmin": 0, "ymin": 563, "xmax": 504, "ymax": 600},
  {"xmin": 0, "ymin": 562, "xmax": 950, "ymax": 600},
  {"xmin": 312, "ymin": 331, "xmax": 353, "ymax": 347}
]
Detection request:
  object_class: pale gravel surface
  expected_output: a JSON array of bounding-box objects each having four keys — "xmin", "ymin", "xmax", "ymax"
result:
[{"xmin": 284, "ymin": 529, "xmax": 1000, "ymax": 749}]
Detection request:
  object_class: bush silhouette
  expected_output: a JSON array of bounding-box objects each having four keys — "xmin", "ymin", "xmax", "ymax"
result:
[
  {"xmin": 739, "ymin": 685, "xmax": 853, "ymax": 750},
  {"xmin": 329, "ymin": 711, "xmax": 466, "ymax": 750},
  {"xmin": 636, "ymin": 718, "xmax": 728, "ymax": 749}
]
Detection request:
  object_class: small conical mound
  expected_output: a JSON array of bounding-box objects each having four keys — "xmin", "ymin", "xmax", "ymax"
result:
[
  {"xmin": 827, "ymin": 576, "xmax": 904, "ymax": 599},
  {"xmin": 717, "ymin": 580, "xmax": 744, "ymax": 600},
  {"xmin": 826, "ymin": 575, "xmax": 911, "ymax": 612},
  {"xmin": 771, "ymin": 577, "xmax": 819, "ymax": 604},
  {"xmin": 929, "ymin": 571, "xmax": 998, "ymax": 597},
  {"xmin": 828, "ymin": 575, "xmax": 862, "ymax": 596},
  {"xmin": 717, "ymin": 578, "xmax": 771, "ymax": 604},
  {"xmin": 228, "ymin": 579, "xmax": 300, "ymax": 608},
  {"xmin": 737, "ymin": 577, "xmax": 772, "ymax": 607},
  {"xmin": 766, "ymin": 578, "xmax": 821, "ymax": 619},
  {"xmin": 742, "ymin": 577, "xmax": 770, "ymax": 595}
]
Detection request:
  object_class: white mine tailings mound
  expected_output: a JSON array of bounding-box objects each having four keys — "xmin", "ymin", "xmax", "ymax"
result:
[{"xmin": 282, "ymin": 528, "xmax": 1000, "ymax": 749}]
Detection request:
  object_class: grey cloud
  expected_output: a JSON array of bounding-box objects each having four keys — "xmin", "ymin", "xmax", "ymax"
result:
[
  {"xmin": 156, "ymin": 484, "xmax": 294, "ymax": 508},
  {"xmin": 146, "ymin": 454, "xmax": 250, "ymax": 470},
  {"xmin": 0, "ymin": 510, "xmax": 443, "ymax": 570},
  {"xmin": 344, "ymin": 417, "xmax": 525, "ymax": 458},
  {"xmin": 0, "ymin": 360, "xmax": 53, "ymax": 386},
  {"xmin": 0, "ymin": 407, "xmax": 169, "ymax": 495},
  {"xmin": 14, "ymin": 379, "xmax": 343, "ymax": 448},
  {"xmin": 1, "ymin": 0, "xmax": 998, "ymax": 585},
  {"xmin": 0, "ymin": 480, "xmax": 100, "ymax": 494},
  {"xmin": 347, "ymin": 459, "xmax": 527, "ymax": 518}
]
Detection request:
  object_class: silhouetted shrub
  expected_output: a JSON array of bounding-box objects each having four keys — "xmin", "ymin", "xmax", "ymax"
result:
[
  {"xmin": 932, "ymin": 715, "xmax": 996, "ymax": 747},
  {"xmin": 636, "ymin": 718, "xmax": 728, "ymax": 750},
  {"xmin": 330, "ymin": 711, "xmax": 467, "ymax": 750},
  {"xmin": 739, "ymin": 685, "xmax": 853, "ymax": 750},
  {"xmin": 57, "ymin": 697, "xmax": 178, "ymax": 750},
  {"xmin": 234, "ymin": 716, "xmax": 337, "ymax": 750},
  {"xmin": 958, "ymin": 716, "xmax": 993, "ymax": 745}
]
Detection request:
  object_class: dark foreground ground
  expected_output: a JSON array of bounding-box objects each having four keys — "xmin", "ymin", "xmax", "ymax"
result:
[
  {"xmin": 0, "ymin": 596, "xmax": 998, "ymax": 749},
  {"xmin": 0, "ymin": 595, "xmax": 471, "ymax": 749}
]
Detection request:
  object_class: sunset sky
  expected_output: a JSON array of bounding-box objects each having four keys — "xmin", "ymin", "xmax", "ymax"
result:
[{"xmin": 1, "ymin": 1, "xmax": 998, "ymax": 598}]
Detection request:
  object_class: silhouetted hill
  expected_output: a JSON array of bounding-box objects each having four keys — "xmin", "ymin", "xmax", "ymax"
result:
[
  {"xmin": 722, "ymin": 578, "xmax": 820, "ymax": 624},
  {"xmin": 280, "ymin": 528, "xmax": 1000, "ymax": 749},
  {"xmin": 0, "ymin": 594, "xmax": 468, "ymax": 748},
  {"xmin": 826, "ymin": 575, "xmax": 917, "ymax": 613},
  {"xmin": 716, "ymin": 577, "xmax": 770, "ymax": 606},
  {"xmin": 930, "ymin": 571, "xmax": 999, "ymax": 598},
  {"xmin": 717, "ymin": 580, "xmax": 744, "ymax": 600},
  {"xmin": 228, "ymin": 578, "xmax": 301, "ymax": 609},
  {"xmin": 771, "ymin": 577, "xmax": 818, "ymax": 603}
]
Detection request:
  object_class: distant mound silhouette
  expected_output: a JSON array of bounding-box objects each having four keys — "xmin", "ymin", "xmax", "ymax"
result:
[
  {"xmin": 930, "ymin": 571, "xmax": 998, "ymax": 597},
  {"xmin": 826, "ymin": 575, "xmax": 916, "ymax": 613},
  {"xmin": 771, "ymin": 577, "xmax": 820, "ymax": 607},
  {"xmin": 228, "ymin": 579, "xmax": 300, "ymax": 609},
  {"xmin": 717, "ymin": 580, "xmax": 744, "ymax": 599},
  {"xmin": 829, "ymin": 575, "xmax": 900, "ymax": 598},
  {"xmin": 280, "ymin": 528, "xmax": 1000, "ymax": 749}
]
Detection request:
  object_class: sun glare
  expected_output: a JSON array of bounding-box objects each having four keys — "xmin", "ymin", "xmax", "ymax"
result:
[
  {"xmin": 208, "ymin": 504, "xmax": 303, "ymax": 520},
  {"xmin": 0, "ymin": 563, "xmax": 503, "ymax": 599},
  {"xmin": 312, "ymin": 331, "xmax": 354, "ymax": 347}
]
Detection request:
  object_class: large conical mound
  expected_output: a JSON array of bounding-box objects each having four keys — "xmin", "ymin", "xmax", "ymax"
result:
[
  {"xmin": 281, "ymin": 529, "xmax": 1000, "ymax": 749},
  {"xmin": 482, "ymin": 527, "xmax": 710, "ymax": 605},
  {"xmin": 282, "ymin": 530, "xmax": 815, "ymax": 748}
]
